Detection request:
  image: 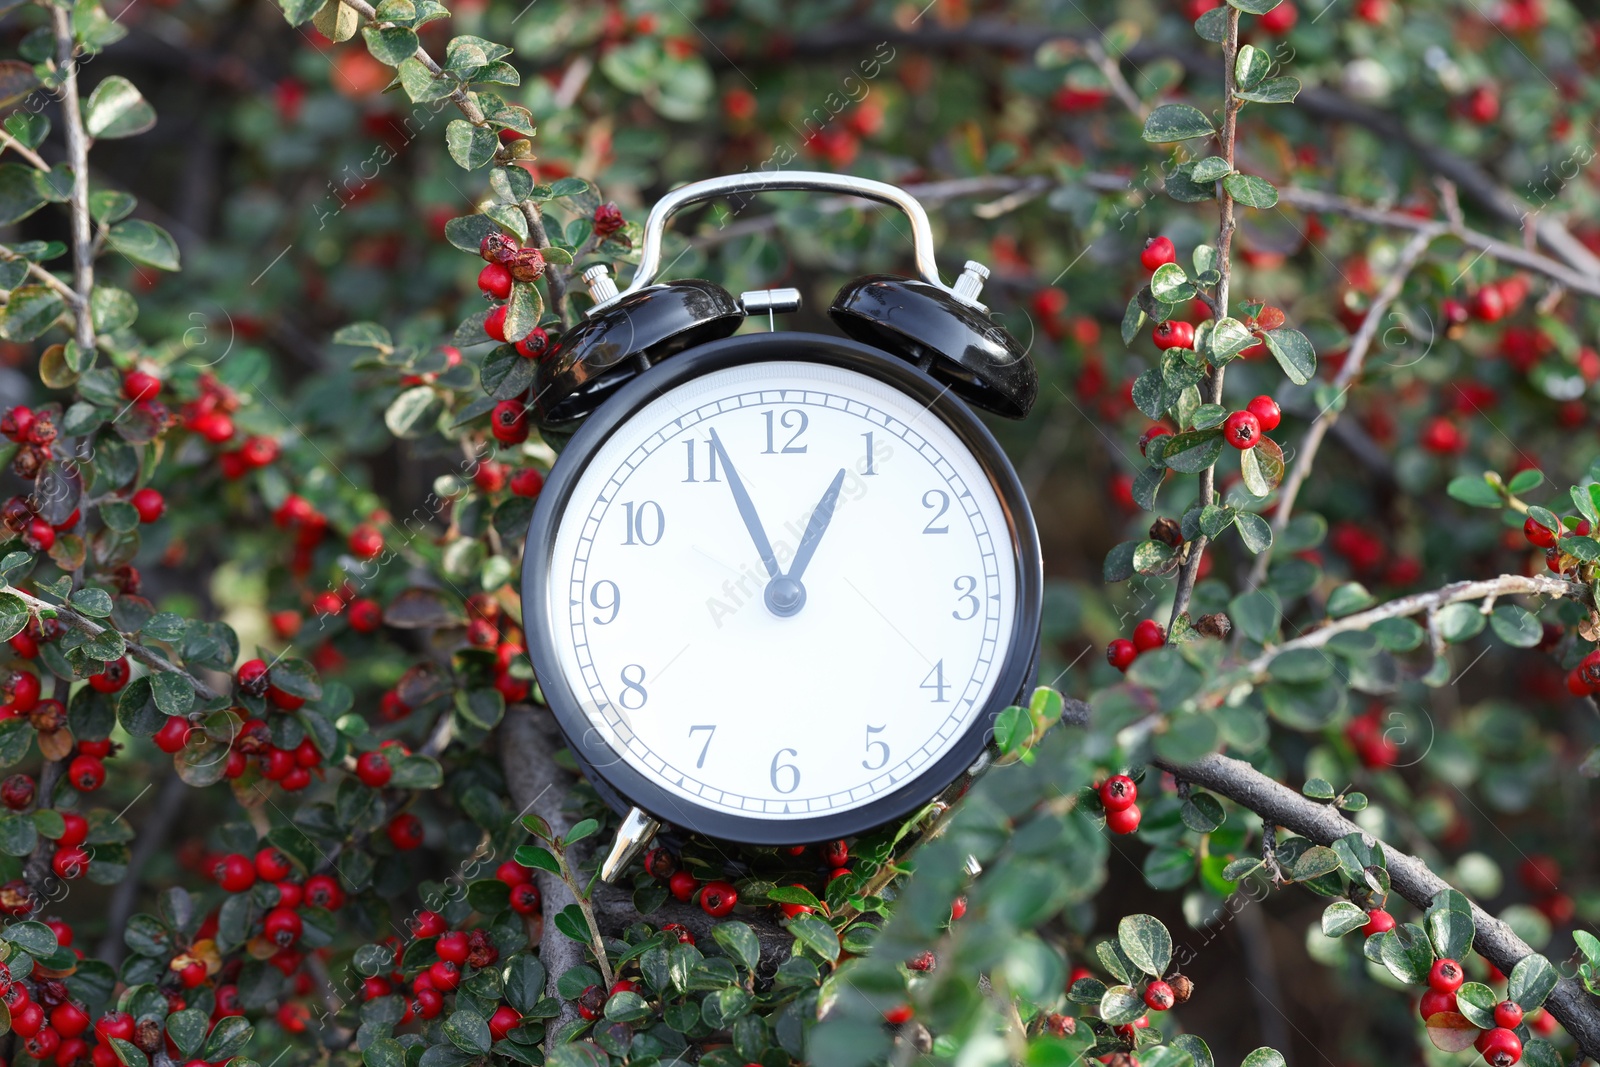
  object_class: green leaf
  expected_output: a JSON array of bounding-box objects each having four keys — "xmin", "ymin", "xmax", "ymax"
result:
[
  {"xmin": 1133, "ymin": 540, "xmax": 1175, "ymax": 575},
  {"xmin": 165, "ymin": 1009, "xmax": 208, "ymax": 1058},
  {"xmin": 201, "ymin": 1017, "xmax": 252, "ymax": 1061},
  {"xmin": 1104, "ymin": 541, "xmax": 1138, "ymax": 583},
  {"xmin": 1322, "ymin": 901, "xmax": 1369, "ymax": 937},
  {"xmin": 502, "ymin": 280, "xmax": 543, "ymax": 343},
  {"xmin": 1236, "ymin": 77, "xmax": 1301, "ymax": 104},
  {"xmin": 444, "ymin": 1008, "xmax": 492, "ymax": 1054},
  {"xmin": 84, "ymin": 76, "xmax": 156, "ymax": 139},
  {"xmin": 1292, "ymin": 845, "xmax": 1340, "ymax": 881},
  {"xmin": 1224, "ymin": 173, "xmax": 1278, "ymax": 209},
  {"xmin": 1447, "ymin": 475, "xmax": 1505, "ymax": 508},
  {"xmin": 1210, "ymin": 317, "xmax": 1254, "ymax": 360},
  {"xmin": 1435, "ymin": 602, "xmax": 1486, "ymax": 643},
  {"xmin": 106, "ymin": 220, "xmax": 179, "ymax": 271},
  {"xmin": 1123, "ymin": 296, "xmax": 1150, "ymax": 348},
  {"xmin": 90, "ymin": 286, "xmax": 137, "ymax": 332},
  {"xmin": 1489, "ymin": 604, "xmax": 1542, "ymax": 647},
  {"xmin": 1235, "ymin": 44, "xmax": 1270, "ymax": 89},
  {"xmin": 1142, "ymin": 103, "xmax": 1214, "ymax": 143},
  {"xmin": 1455, "ymin": 982, "xmax": 1497, "ymax": 1028},
  {"xmin": 1379, "ymin": 924, "xmax": 1435, "ymax": 985},
  {"xmin": 1195, "ymin": 4, "xmax": 1230, "ymax": 41},
  {"xmin": 787, "ymin": 915, "xmax": 839, "ymax": 963},
  {"xmin": 1235, "ymin": 511, "xmax": 1273, "ymax": 554},
  {"xmin": 0, "ymin": 284, "xmax": 64, "ymax": 340},
  {"xmin": 1425, "ymin": 889, "xmax": 1474, "ymax": 960},
  {"xmin": 1229, "ymin": 0, "xmax": 1283, "ymax": 11},
  {"xmin": 1117, "ymin": 914, "xmax": 1172, "ymax": 977},
  {"xmin": 1150, "ymin": 263, "xmax": 1196, "ymax": 304},
  {"xmin": 1263, "ymin": 328, "xmax": 1315, "ymax": 385},
  {"xmin": 1509, "ymin": 953, "xmax": 1557, "ymax": 1009},
  {"xmin": 0, "ymin": 163, "xmax": 47, "ymax": 225},
  {"xmin": 1162, "ymin": 429, "xmax": 1223, "ymax": 473},
  {"xmin": 363, "ymin": 24, "xmax": 418, "ymax": 64},
  {"xmin": 3, "ymin": 919, "xmax": 58, "ymax": 957},
  {"xmin": 385, "ymin": 386, "xmax": 442, "ymax": 439},
  {"xmin": 1099, "ymin": 984, "xmax": 1147, "ymax": 1025},
  {"xmin": 1239, "ymin": 1051, "xmax": 1285, "ymax": 1067},
  {"xmin": 1180, "ymin": 792, "xmax": 1225, "ymax": 832},
  {"xmin": 445, "ymin": 120, "xmax": 497, "ymax": 171}
]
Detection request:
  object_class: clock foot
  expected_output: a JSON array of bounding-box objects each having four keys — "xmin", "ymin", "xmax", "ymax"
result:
[{"xmin": 599, "ymin": 807, "xmax": 663, "ymax": 883}]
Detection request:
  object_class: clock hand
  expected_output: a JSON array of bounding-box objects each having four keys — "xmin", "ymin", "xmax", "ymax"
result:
[
  {"xmin": 782, "ymin": 467, "xmax": 848, "ymax": 586},
  {"xmin": 706, "ymin": 428, "xmax": 781, "ymax": 581}
]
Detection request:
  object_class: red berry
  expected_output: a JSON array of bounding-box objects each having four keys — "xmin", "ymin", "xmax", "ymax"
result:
[
  {"xmin": 511, "ymin": 468, "xmax": 545, "ymax": 498},
  {"xmin": 1477, "ymin": 1027, "xmax": 1522, "ymax": 1067},
  {"xmin": 1100, "ymin": 775, "xmax": 1138, "ymax": 812},
  {"xmin": 1567, "ymin": 668, "xmax": 1592, "ymax": 697},
  {"xmin": 436, "ymin": 931, "xmax": 469, "ymax": 965},
  {"xmin": 348, "ymin": 598, "xmax": 383, "ymax": 633},
  {"xmin": 1152, "ymin": 320, "xmax": 1195, "ymax": 350},
  {"xmin": 1364, "ymin": 912, "xmax": 1395, "ymax": 939},
  {"xmin": 1132, "ymin": 619, "xmax": 1165, "ymax": 652},
  {"xmin": 56, "ymin": 811, "xmax": 87, "ymax": 846},
  {"xmin": 509, "ymin": 882, "xmax": 541, "ymax": 915},
  {"xmin": 950, "ymin": 897, "xmax": 968, "ymax": 921},
  {"xmin": 883, "ymin": 1004, "xmax": 914, "ymax": 1025},
  {"xmin": 1106, "ymin": 639, "xmax": 1138, "ymax": 672},
  {"xmin": 427, "ymin": 960, "xmax": 461, "ymax": 991},
  {"xmin": 488, "ymin": 1005, "xmax": 521, "ymax": 1042},
  {"xmin": 1143, "ymin": 980, "xmax": 1174, "ymax": 1011},
  {"xmin": 593, "ymin": 202, "xmax": 625, "ymax": 239},
  {"xmin": 699, "ymin": 880, "xmax": 738, "ymax": 917},
  {"xmin": 1259, "ymin": 0, "xmax": 1297, "ymax": 32},
  {"xmin": 1419, "ymin": 416, "xmax": 1463, "ymax": 454},
  {"xmin": 1246, "ymin": 395, "xmax": 1281, "ymax": 431},
  {"xmin": 1, "ymin": 774, "xmax": 35, "ymax": 809},
  {"xmin": 356, "ymin": 751, "xmax": 392, "ymax": 788},
  {"xmin": 1524, "ymin": 516, "xmax": 1558, "ymax": 548},
  {"xmin": 478, "ymin": 262, "xmax": 512, "ymax": 300},
  {"xmin": 50, "ymin": 1002, "xmax": 89, "ymax": 1039},
  {"xmin": 491, "ymin": 400, "xmax": 530, "ymax": 445},
  {"xmin": 25, "ymin": 518, "xmax": 56, "ymax": 552},
  {"xmin": 11, "ymin": 1001, "xmax": 45, "ymax": 1038},
  {"xmin": 1140, "ymin": 236, "xmax": 1176, "ymax": 272},
  {"xmin": 821, "ymin": 840, "xmax": 849, "ymax": 867},
  {"xmin": 67, "ymin": 755, "xmax": 104, "ymax": 792},
  {"xmin": 1105, "ymin": 804, "xmax": 1141, "ymax": 834},
  {"xmin": 236, "ymin": 658, "xmax": 270, "ymax": 697},
  {"xmin": 94, "ymin": 1013, "xmax": 134, "ymax": 1043},
  {"xmin": 52, "ymin": 845, "xmax": 89, "ymax": 880},
  {"xmin": 1419, "ymin": 989, "xmax": 1457, "ymax": 1019},
  {"xmin": 88, "ymin": 657, "xmax": 130, "ymax": 693},
  {"xmin": 1429, "ymin": 958, "xmax": 1465, "ymax": 993},
  {"xmin": 276, "ymin": 881, "xmax": 304, "ymax": 908},
  {"xmin": 1494, "ymin": 1000, "xmax": 1524, "ymax": 1029},
  {"xmin": 484, "ymin": 305, "xmax": 508, "ymax": 343},
  {"xmin": 122, "ymin": 370, "xmax": 161, "ymax": 402},
  {"xmin": 514, "ymin": 328, "xmax": 551, "ymax": 360},
  {"xmin": 668, "ymin": 870, "xmax": 699, "ymax": 902},
  {"xmin": 154, "ymin": 715, "xmax": 190, "ymax": 753},
  {"xmin": 1138, "ymin": 425, "xmax": 1172, "ymax": 456},
  {"xmin": 311, "ymin": 592, "xmax": 344, "ymax": 618},
  {"xmin": 348, "ymin": 523, "xmax": 384, "ymax": 560},
  {"xmin": 1223, "ymin": 410, "xmax": 1261, "ymax": 449},
  {"xmin": 1466, "ymin": 85, "xmax": 1501, "ymax": 125},
  {"xmin": 1471, "ymin": 286, "xmax": 1507, "ymax": 322},
  {"xmin": 263, "ymin": 907, "xmax": 302, "ymax": 947},
  {"xmin": 387, "ymin": 812, "xmax": 423, "ymax": 850},
  {"xmin": 305, "ymin": 873, "xmax": 345, "ymax": 910},
  {"xmin": 411, "ymin": 910, "xmax": 446, "ymax": 938},
  {"xmin": 255, "ymin": 848, "xmax": 292, "ymax": 882},
  {"xmin": 214, "ymin": 853, "xmax": 256, "ymax": 893}
]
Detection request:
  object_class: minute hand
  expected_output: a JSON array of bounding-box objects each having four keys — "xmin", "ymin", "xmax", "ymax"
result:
[
  {"xmin": 706, "ymin": 429, "xmax": 781, "ymax": 580},
  {"xmin": 785, "ymin": 468, "xmax": 848, "ymax": 584}
]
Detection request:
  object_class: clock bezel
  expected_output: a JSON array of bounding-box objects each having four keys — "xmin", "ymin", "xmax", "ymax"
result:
[{"xmin": 522, "ymin": 332, "xmax": 1043, "ymax": 845}]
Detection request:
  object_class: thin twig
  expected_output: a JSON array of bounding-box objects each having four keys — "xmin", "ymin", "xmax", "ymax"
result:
[
  {"xmin": 5, "ymin": 586, "xmax": 220, "ymax": 700},
  {"xmin": 0, "ymin": 248, "xmax": 84, "ymax": 306},
  {"xmin": 50, "ymin": 6, "xmax": 94, "ymax": 351},
  {"xmin": 1247, "ymin": 225, "xmax": 1444, "ymax": 588},
  {"xmin": 337, "ymin": 0, "xmax": 485, "ymax": 125},
  {"xmin": 0, "ymin": 129, "xmax": 51, "ymax": 173},
  {"xmin": 1153, "ymin": 749, "xmax": 1600, "ymax": 1061}
]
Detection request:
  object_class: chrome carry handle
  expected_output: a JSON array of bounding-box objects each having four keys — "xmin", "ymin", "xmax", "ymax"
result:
[{"xmin": 582, "ymin": 171, "xmax": 991, "ymax": 315}]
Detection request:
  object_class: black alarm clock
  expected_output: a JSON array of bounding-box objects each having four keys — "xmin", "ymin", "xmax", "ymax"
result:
[{"xmin": 519, "ymin": 172, "xmax": 1043, "ymax": 878}]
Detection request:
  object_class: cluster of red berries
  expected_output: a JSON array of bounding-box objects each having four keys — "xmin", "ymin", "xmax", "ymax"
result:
[
  {"xmin": 0, "ymin": 944, "xmax": 157, "ymax": 1067},
  {"xmin": 1522, "ymin": 513, "xmax": 1595, "ymax": 586},
  {"xmin": 1442, "ymin": 276, "xmax": 1530, "ymax": 328},
  {"xmin": 1105, "ymin": 619, "xmax": 1166, "ymax": 673},
  {"xmin": 307, "ymin": 580, "xmax": 385, "ymax": 635},
  {"xmin": 1222, "ymin": 395, "xmax": 1281, "ymax": 451},
  {"xmin": 642, "ymin": 847, "xmax": 740, "ymax": 918},
  {"xmin": 1418, "ymin": 956, "xmax": 1525, "ymax": 1066},
  {"xmin": 360, "ymin": 903, "xmax": 517, "ymax": 1033},
  {"xmin": 1, "ymin": 404, "xmax": 60, "ymax": 480},
  {"xmin": 180, "ymin": 373, "xmax": 281, "ymax": 479},
  {"xmin": 2, "ymin": 493, "xmax": 81, "ymax": 553},
  {"xmin": 0, "ymin": 662, "xmax": 114, "ymax": 797},
  {"xmin": 1097, "ymin": 774, "xmax": 1141, "ymax": 835}
]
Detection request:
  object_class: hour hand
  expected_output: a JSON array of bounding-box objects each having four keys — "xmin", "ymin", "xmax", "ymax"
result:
[{"xmin": 706, "ymin": 429, "xmax": 781, "ymax": 581}]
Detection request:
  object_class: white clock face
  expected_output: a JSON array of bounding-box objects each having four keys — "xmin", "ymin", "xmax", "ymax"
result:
[{"xmin": 542, "ymin": 358, "xmax": 1019, "ymax": 827}]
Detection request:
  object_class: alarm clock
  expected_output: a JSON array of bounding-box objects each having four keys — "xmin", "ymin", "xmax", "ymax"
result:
[{"xmin": 519, "ymin": 172, "xmax": 1043, "ymax": 879}]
